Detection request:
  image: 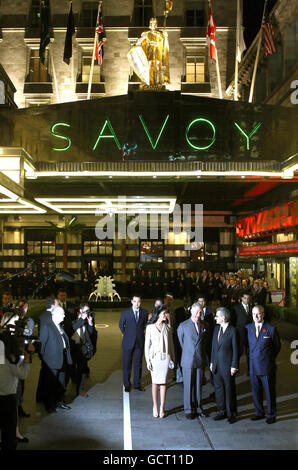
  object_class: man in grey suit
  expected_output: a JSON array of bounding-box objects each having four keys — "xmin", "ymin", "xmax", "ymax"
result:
[{"xmin": 177, "ymin": 303, "xmax": 211, "ymax": 419}]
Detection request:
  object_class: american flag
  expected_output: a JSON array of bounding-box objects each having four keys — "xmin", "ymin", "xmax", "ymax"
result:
[
  {"xmin": 206, "ymin": 2, "xmax": 216, "ymax": 62},
  {"xmin": 95, "ymin": 2, "xmax": 104, "ymax": 65},
  {"xmin": 262, "ymin": 5, "xmax": 277, "ymax": 56}
]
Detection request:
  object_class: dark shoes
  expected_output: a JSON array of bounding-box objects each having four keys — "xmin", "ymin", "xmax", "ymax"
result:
[
  {"xmin": 18, "ymin": 406, "xmax": 30, "ymax": 418},
  {"xmin": 266, "ymin": 417, "xmax": 276, "ymax": 424},
  {"xmin": 46, "ymin": 407, "xmax": 57, "ymax": 414},
  {"xmin": 134, "ymin": 387, "xmax": 145, "ymax": 391},
  {"xmin": 185, "ymin": 413, "xmax": 195, "ymax": 420},
  {"xmin": 56, "ymin": 402, "xmax": 71, "ymax": 410},
  {"xmin": 213, "ymin": 413, "xmax": 227, "ymax": 421},
  {"xmin": 228, "ymin": 416, "xmax": 237, "ymax": 424},
  {"xmin": 124, "ymin": 386, "xmax": 130, "ymax": 392},
  {"xmin": 16, "ymin": 437, "xmax": 29, "ymax": 443},
  {"xmin": 251, "ymin": 415, "xmax": 265, "ymax": 421}
]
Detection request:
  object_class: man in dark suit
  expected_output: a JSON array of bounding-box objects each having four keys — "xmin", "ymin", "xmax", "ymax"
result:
[
  {"xmin": 177, "ymin": 304, "xmax": 211, "ymax": 419},
  {"xmin": 57, "ymin": 288, "xmax": 76, "ymax": 323},
  {"xmin": 196, "ymin": 295, "xmax": 215, "ymax": 388},
  {"xmin": 119, "ymin": 295, "xmax": 148, "ymax": 392},
  {"xmin": 246, "ymin": 305, "xmax": 281, "ymax": 424},
  {"xmin": 39, "ymin": 305, "xmax": 73, "ymax": 412},
  {"xmin": 210, "ymin": 307, "xmax": 239, "ymax": 423},
  {"xmin": 233, "ymin": 291, "xmax": 253, "ymax": 375}
]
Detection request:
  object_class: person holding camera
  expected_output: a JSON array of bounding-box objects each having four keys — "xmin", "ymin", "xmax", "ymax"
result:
[
  {"xmin": 0, "ymin": 341, "xmax": 33, "ymax": 450},
  {"xmin": 67, "ymin": 303, "xmax": 97, "ymax": 397},
  {"xmin": 145, "ymin": 305, "xmax": 175, "ymax": 418}
]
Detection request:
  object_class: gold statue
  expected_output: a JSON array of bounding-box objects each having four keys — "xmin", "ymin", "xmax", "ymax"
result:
[{"xmin": 128, "ymin": 17, "xmax": 170, "ymax": 88}]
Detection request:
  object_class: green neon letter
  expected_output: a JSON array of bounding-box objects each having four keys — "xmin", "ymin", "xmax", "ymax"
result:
[
  {"xmin": 185, "ymin": 118, "xmax": 216, "ymax": 150},
  {"xmin": 51, "ymin": 122, "xmax": 71, "ymax": 151},
  {"xmin": 234, "ymin": 122, "xmax": 262, "ymax": 150},
  {"xmin": 139, "ymin": 114, "xmax": 169, "ymax": 150},
  {"xmin": 93, "ymin": 119, "xmax": 121, "ymax": 150}
]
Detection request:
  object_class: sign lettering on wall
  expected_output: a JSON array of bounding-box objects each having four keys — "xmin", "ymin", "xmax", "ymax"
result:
[{"xmin": 51, "ymin": 116, "xmax": 262, "ymax": 153}]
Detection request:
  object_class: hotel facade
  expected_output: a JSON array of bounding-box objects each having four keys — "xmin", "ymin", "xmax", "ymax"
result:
[{"xmin": 0, "ymin": 0, "xmax": 297, "ymax": 305}]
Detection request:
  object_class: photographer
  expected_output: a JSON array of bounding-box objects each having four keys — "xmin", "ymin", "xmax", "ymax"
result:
[
  {"xmin": 67, "ymin": 303, "xmax": 97, "ymax": 397},
  {"xmin": 0, "ymin": 342, "xmax": 33, "ymax": 450},
  {"xmin": 15, "ymin": 300, "xmax": 34, "ymax": 420},
  {"xmin": 0, "ymin": 292, "xmax": 14, "ymax": 325}
]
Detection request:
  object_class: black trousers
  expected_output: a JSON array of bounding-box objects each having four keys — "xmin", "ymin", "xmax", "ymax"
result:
[
  {"xmin": 213, "ymin": 364, "xmax": 237, "ymax": 417},
  {"xmin": 122, "ymin": 346, "xmax": 143, "ymax": 388},
  {"xmin": 0, "ymin": 394, "xmax": 17, "ymax": 450},
  {"xmin": 38, "ymin": 351, "xmax": 69, "ymax": 411}
]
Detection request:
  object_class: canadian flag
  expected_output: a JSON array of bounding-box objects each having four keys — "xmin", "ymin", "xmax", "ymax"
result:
[{"xmin": 207, "ymin": 2, "xmax": 217, "ymax": 62}]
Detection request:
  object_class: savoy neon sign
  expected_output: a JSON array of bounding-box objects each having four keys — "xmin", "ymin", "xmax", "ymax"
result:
[{"xmin": 51, "ymin": 117, "xmax": 262, "ymax": 152}]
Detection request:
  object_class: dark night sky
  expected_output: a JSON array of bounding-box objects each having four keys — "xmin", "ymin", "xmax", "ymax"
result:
[{"xmin": 243, "ymin": 0, "xmax": 278, "ymax": 48}]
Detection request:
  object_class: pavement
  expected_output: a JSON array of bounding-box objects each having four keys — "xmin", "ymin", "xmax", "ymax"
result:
[{"xmin": 14, "ymin": 300, "xmax": 298, "ymax": 452}]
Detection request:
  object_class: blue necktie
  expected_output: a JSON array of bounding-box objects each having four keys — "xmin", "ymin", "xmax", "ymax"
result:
[{"xmin": 134, "ymin": 310, "xmax": 139, "ymax": 323}]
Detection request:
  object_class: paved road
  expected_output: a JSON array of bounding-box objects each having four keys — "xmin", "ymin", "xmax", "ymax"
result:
[{"xmin": 17, "ymin": 301, "xmax": 298, "ymax": 451}]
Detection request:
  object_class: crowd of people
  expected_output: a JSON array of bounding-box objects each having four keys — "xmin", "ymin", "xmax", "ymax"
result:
[
  {"xmin": 130, "ymin": 268, "xmax": 277, "ymax": 306},
  {"xmin": 0, "ymin": 289, "xmax": 97, "ymax": 450},
  {"xmin": 0, "ymin": 267, "xmax": 281, "ymax": 450},
  {"xmin": 119, "ymin": 289, "xmax": 281, "ymax": 426},
  {"xmin": 0, "ymin": 268, "xmax": 278, "ymax": 306}
]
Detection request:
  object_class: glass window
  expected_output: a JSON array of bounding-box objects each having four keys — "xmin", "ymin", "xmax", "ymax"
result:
[
  {"xmin": 190, "ymin": 243, "xmax": 205, "ymax": 262},
  {"xmin": 205, "ymin": 242, "xmax": 219, "ymax": 261},
  {"xmin": 81, "ymin": 2, "xmax": 98, "ymax": 27},
  {"xmin": 83, "ymin": 240, "xmax": 112, "ymax": 255},
  {"xmin": 186, "ymin": 54, "xmax": 206, "ymax": 83},
  {"xmin": 26, "ymin": 240, "xmax": 55, "ymax": 256},
  {"xmin": 132, "ymin": 0, "xmax": 153, "ymax": 27},
  {"xmin": 81, "ymin": 53, "xmax": 101, "ymax": 83},
  {"xmin": 29, "ymin": 49, "xmax": 50, "ymax": 82},
  {"xmin": 185, "ymin": 8, "xmax": 205, "ymax": 27},
  {"xmin": 140, "ymin": 240, "xmax": 164, "ymax": 263}
]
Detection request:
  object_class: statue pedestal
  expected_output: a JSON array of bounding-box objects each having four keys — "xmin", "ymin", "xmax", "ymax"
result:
[{"xmin": 140, "ymin": 84, "xmax": 166, "ymax": 91}]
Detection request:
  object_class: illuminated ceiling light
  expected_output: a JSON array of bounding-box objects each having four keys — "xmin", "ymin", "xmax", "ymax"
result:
[
  {"xmin": 0, "ymin": 185, "xmax": 19, "ymax": 200},
  {"xmin": 0, "ymin": 186, "xmax": 46, "ymax": 213},
  {"xmin": 35, "ymin": 196, "xmax": 177, "ymax": 215},
  {"xmin": 0, "ymin": 157, "xmax": 21, "ymax": 184},
  {"xmin": 32, "ymin": 169, "xmax": 284, "ymax": 178},
  {"xmin": 282, "ymin": 163, "xmax": 298, "ymax": 179}
]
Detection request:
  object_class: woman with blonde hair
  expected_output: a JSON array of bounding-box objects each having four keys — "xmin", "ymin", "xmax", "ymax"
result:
[{"xmin": 145, "ymin": 305, "xmax": 175, "ymax": 418}]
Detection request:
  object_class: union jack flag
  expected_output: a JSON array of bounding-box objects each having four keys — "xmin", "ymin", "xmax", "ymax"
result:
[
  {"xmin": 95, "ymin": 2, "xmax": 104, "ymax": 65},
  {"xmin": 262, "ymin": 4, "xmax": 277, "ymax": 56}
]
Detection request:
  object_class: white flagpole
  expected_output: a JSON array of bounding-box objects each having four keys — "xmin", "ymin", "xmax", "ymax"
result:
[
  {"xmin": 87, "ymin": 1, "xmax": 101, "ymax": 100},
  {"xmin": 208, "ymin": 0, "xmax": 223, "ymax": 99},
  {"xmin": 50, "ymin": 46, "xmax": 61, "ymax": 103},
  {"xmin": 249, "ymin": 0, "xmax": 267, "ymax": 103},
  {"xmin": 215, "ymin": 47, "xmax": 223, "ymax": 99},
  {"xmin": 234, "ymin": 0, "xmax": 240, "ymax": 101}
]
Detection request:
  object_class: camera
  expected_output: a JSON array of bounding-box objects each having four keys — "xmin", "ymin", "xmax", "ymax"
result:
[{"xmin": 0, "ymin": 305, "xmax": 40, "ymax": 364}]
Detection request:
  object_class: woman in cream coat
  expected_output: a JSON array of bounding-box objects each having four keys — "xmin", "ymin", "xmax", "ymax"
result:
[{"xmin": 145, "ymin": 306, "xmax": 175, "ymax": 418}]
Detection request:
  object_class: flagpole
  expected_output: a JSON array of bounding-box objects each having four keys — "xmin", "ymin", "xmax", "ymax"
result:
[
  {"xmin": 215, "ymin": 47, "xmax": 223, "ymax": 99},
  {"xmin": 87, "ymin": 1, "xmax": 101, "ymax": 100},
  {"xmin": 248, "ymin": 0, "xmax": 267, "ymax": 103},
  {"xmin": 50, "ymin": 46, "xmax": 61, "ymax": 103},
  {"xmin": 207, "ymin": 0, "xmax": 223, "ymax": 99},
  {"xmin": 234, "ymin": 0, "xmax": 240, "ymax": 101}
]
